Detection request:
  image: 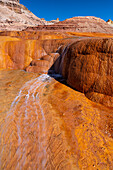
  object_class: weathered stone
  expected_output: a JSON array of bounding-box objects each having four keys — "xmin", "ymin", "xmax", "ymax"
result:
[
  {"xmin": 25, "ymin": 16, "xmax": 113, "ymax": 34},
  {"xmin": 0, "ymin": 32, "xmax": 74, "ymax": 70},
  {"xmin": 54, "ymin": 38, "xmax": 113, "ymax": 107},
  {"xmin": 0, "ymin": 0, "xmax": 45, "ymax": 31}
]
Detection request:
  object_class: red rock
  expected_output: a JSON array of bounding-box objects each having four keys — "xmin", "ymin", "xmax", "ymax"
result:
[
  {"xmin": 25, "ymin": 65, "xmax": 49, "ymax": 73},
  {"xmin": 0, "ymin": 33, "xmax": 74, "ymax": 70},
  {"xmin": 56, "ymin": 45, "xmax": 66, "ymax": 54},
  {"xmin": 0, "ymin": 2, "xmax": 113, "ymax": 169},
  {"xmin": 49, "ymin": 53, "xmax": 60, "ymax": 62},
  {"xmin": 55, "ymin": 38, "xmax": 113, "ymax": 107},
  {"xmin": 26, "ymin": 53, "xmax": 60, "ymax": 73},
  {"xmin": 40, "ymin": 55, "xmax": 53, "ymax": 62},
  {"xmin": 30, "ymin": 59, "xmax": 50, "ymax": 67},
  {"xmin": 0, "ymin": 31, "xmax": 113, "ymax": 107},
  {"xmin": 25, "ymin": 59, "xmax": 51, "ymax": 73}
]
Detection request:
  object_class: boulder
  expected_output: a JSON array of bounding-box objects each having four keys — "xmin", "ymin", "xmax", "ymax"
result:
[
  {"xmin": 30, "ymin": 59, "xmax": 50, "ymax": 67},
  {"xmin": 25, "ymin": 65, "xmax": 49, "ymax": 73},
  {"xmin": 40, "ymin": 55, "xmax": 53, "ymax": 62},
  {"xmin": 26, "ymin": 53, "xmax": 60, "ymax": 73}
]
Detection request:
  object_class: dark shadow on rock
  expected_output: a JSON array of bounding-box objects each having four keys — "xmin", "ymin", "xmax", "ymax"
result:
[{"xmin": 47, "ymin": 56, "xmax": 80, "ymax": 93}]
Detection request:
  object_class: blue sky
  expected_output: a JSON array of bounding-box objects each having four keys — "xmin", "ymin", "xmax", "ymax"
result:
[{"xmin": 20, "ymin": 0, "xmax": 113, "ymax": 21}]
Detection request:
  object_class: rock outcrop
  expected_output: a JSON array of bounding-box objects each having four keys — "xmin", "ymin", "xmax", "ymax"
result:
[
  {"xmin": 53, "ymin": 38, "xmax": 113, "ymax": 107},
  {"xmin": 25, "ymin": 53, "xmax": 60, "ymax": 74},
  {"xmin": 107, "ymin": 19, "xmax": 113, "ymax": 27},
  {"xmin": 41, "ymin": 18, "xmax": 60, "ymax": 25},
  {"xmin": 25, "ymin": 16, "xmax": 113, "ymax": 34},
  {"xmin": 0, "ymin": 0, "xmax": 45, "ymax": 30}
]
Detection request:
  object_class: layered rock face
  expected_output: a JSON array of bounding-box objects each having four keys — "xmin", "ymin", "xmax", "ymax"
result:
[
  {"xmin": 0, "ymin": 0, "xmax": 45, "ymax": 30},
  {"xmin": 25, "ymin": 16, "xmax": 113, "ymax": 34},
  {"xmin": 0, "ymin": 0, "xmax": 60, "ymax": 31},
  {"xmin": 56, "ymin": 16, "xmax": 113, "ymax": 33},
  {"xmin": 53, "ymin": 38, "xmax": 113, "ymax": 107}
]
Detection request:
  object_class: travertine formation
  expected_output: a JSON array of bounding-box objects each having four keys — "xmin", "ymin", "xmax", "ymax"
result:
[
  {"xmin": 0, "ymin": 70, "xmax": 113, "ymax": 169},
  {"xmin": 0, "ymin": 32, "xmax": 72, "ymax": 70},
  {"xmin": 0, "ymin": 1, "xmax": 113, "ymax": 169},
  {"xmin": 53, "ymin": 38, "xmax": 113, "ymax": 107},
  {"xmin": 0, "ymin": 32, "xmax": 113, "ymax": 108}
]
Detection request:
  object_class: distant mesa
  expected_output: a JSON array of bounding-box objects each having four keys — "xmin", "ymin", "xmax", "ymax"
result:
[
  {"xmin": 25, "ymin": 16, "xmax": 113, "ymax": 34},
  {"xmin": 41, "ymin": 18, "xmax": 60, "ymax": 25},
  {"xmin": 46, "ymin": 18, "xmax": 59, "ymax": 25}
]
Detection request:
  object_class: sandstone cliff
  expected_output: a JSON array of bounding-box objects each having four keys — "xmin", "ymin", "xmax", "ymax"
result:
[
  {"xmin": 0, "ymin": 0, "xmax": 60, "ymax": 31},
  {"xmin": 0, "ymin": 0, "xmax": 45, "ymax": 30},
  {"xmin": 55, "ymin": 16, "xmax": 113, "ymax": 33},
  {"xmin": 25, "ymin": 16, "xmax": 113, "ymax": 34}
]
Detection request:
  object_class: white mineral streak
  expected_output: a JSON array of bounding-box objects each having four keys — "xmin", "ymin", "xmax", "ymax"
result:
[{"xmin": 0, "ymin": 74, "xmax": 51, "ymax": 169}]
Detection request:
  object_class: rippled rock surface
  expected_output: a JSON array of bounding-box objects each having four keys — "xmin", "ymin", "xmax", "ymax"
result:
[{"xmin": 0, "ymin": 70, "xmax": 113, "ymax": 169}]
